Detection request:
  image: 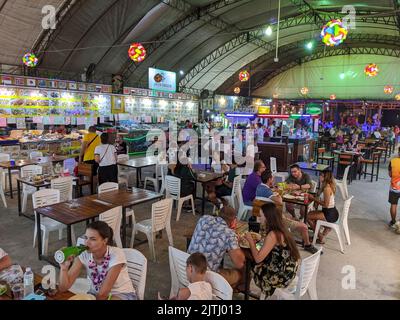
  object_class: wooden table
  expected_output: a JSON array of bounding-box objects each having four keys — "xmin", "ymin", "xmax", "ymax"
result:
[
  {"xmin": 193, "ymin": 170, "xmax": 224, "ymax": 215},
  {"xmin": 117, "ymin": 156, "xmax": 158, "ymax": 188},
  {"xmin": 281, "ymin": 192, "xmax": 317, "ymax": 223},
  {"xmin": 16, "ymin": 176, "xmax": 78, "ymax": 219},
  {"xmin": 0, "ymin": 273, "xmax": 74, "ymax": 300},
  {"xmin": 35, "ymin": 197, "xmax": 118, "ymax": 265},
  {"xmin": 32, "ymin": 155, "xmax": 69, "ymax": 164},
  {"xmin": 0, "ymin": 160, "xmax": 38, "ymax": 199},
  {"xmin": 295, "ymin": 162, "xmax": 330, "ymax": 173},
  {"xmin": 87, "ymin": 188, "xmax": 164, "ymax": 247}
]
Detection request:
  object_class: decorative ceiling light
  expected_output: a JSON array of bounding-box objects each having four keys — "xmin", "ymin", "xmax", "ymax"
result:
[
  {"xmin": 234, "ymin": 87, "xmax": 241, "ymax": 94},
  {"xmin": 300, "ymin": 87, "xmax": 309, "ymax": 95},
  {"xmin": 264, "ymin": 26, "xmax": 273, "ymax": 36},
  {"xmin": 330, "ymin": 94, "xmax": 336, "ymax": 100},
  {"xmin": 239, "ymin": 70, "xmax": 250, "ymax": 82},
  {"xmin": 395, "ymin": 94, "xmax": 400, "ymax": 101},
  {"xmin": 384, "ymin": 85, "xmax": 394, "ymax": 94},
  {"xmin": 321, "ymin": 19, "xmax": 348, "ymax": 47},
  {"xmin": 273, "ymin": 93, "xmax": 279, "ymax": 99},
  {"xmin": 128, "ymin": 43, "xmax": 147, "ymax": 62},
  {"xmin": 23, "ymin": 53, "xmax": 39, "ymax": 67},
  {"xmin": 364, "ymin": 63, "xmax": 379, "ymax": 77}
]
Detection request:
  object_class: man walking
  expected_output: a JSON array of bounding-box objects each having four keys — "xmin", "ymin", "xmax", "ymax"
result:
[{"xmin": 389, "ymin": 147, "xmax": 400, "ymax": 229}]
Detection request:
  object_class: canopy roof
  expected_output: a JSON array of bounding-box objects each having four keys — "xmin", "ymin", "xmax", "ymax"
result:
[{"xmin": 1, "ymin": 0, "xmax": 399, "ymax": 99}]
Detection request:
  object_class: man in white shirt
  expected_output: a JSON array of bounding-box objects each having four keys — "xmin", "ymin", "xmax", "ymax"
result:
[{"xmin": 257, "ymin": 123, "xmax": 265, "ymax": 143}]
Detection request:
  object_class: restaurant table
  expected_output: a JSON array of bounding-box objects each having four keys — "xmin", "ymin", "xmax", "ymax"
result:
[
  {"xmin": 35, "ymin": 197, "xmax": 118, "ymax": 265},
  {"xmin": 117, "ymin": 156, "xmax": 158, "ymax": 188},
  {"xmin": 87, "ymin": 188, "xmax": 164, "ymax": 247},
  {"xmin": 0, "ymin": 159, "xmax": 38, "ymax": 199},
  {"xmin": 281, "ymin": 192, "xmax": 315, "ymax": 223},
  {"xmin": 0, "ymin": 273, "xmax": 74, "ymax": 300},
  {"xmin": 295, "ymin": 162, "xmax": 330, "ymax": 173},
  {"xmin": 16, "ymin": 176, "xmax": 78, "ymax": 219},
  {"xmin": 333, "ymin": 150, "xmax": 364, "ymax": 180},
  {"xmin": 193, "ymin": 170, "xmax": 224, "ymax": 215},
  {"xmin": 32, "ymin": 155, "xmax": 69, "ymax": 165}
]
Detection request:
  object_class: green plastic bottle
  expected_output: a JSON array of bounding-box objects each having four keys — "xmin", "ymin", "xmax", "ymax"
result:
[{"xmin": 54, "ymin": 245, "xmax": 88, "ymax": 264}]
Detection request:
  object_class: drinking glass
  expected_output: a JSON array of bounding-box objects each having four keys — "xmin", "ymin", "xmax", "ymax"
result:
[{"xmin": 11, "ymin": 283, "xmax": 24, "ymax": 300}]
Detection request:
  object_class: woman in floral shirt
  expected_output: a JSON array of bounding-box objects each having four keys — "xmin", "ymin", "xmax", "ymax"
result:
[{"xmin": 244, "ymin": 202, "xmax": 300, "ymax": 298}]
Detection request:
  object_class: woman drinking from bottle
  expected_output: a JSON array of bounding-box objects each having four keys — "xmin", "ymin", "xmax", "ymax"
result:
[{"xmin": 58, "ymin": 221, "xmax": 137, "ymax": 300}]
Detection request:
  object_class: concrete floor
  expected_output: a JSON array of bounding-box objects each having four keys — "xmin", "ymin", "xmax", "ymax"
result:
[{"xmin": 0, "ymin": 157, "xmax": 399, "ymax": 300}]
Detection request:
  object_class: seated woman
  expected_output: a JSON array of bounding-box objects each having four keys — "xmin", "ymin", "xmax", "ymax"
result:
[
  {"xmin": 244, "ymin": 202, "xmax": 300, "ymax": 299},
  {"xmin": 170, "ymin": 158, "xmax": 197, "ymax": 211},
  {"xmin": 0, "ymin": 248, "xmax": 12, "ymax": 271},
  {"xmin": 58, "ymin": 221, "xmax": 137, "ymax": 300},
  {"xmin": 307, "ymin": 169, "xmax": 339, "ymax": 244},
  {"xmin": 208, "ymin": 161, "xmax": 238, "ymax": 205}
]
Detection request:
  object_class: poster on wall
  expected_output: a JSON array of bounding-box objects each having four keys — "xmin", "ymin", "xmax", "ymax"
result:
[{"xmin": 148, "ymin": 68, "xmax": 176, "ymax": 93}]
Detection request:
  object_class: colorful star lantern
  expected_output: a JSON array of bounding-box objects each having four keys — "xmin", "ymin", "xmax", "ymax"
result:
[
  {"xmin": 22, "ymin": 53, "xmax": 38, "ymax": 67},
  {"xmin": 239, "ymin": 70, "xmax": 250, "ymax": 82},
  {"xmin": 395, "ymin": 94, "xmax": 400, "ymax": 101},
  {"xmin": 128, "ymin": 43, "xmax": 147, "ymax": 62},
  {"xmin": 321, "ymin": 19, "xmax": 348, "ymax": 47},
  {"xmin": 384, "ymin": 85, "xmax": 394, "ymax": 94},
  {"xmin": 330, "ymin": 94, "xmax": 336, "ymax": 100},
  {"xmin": 364, "ymin": 63, "xmax": 379, "ymax": 77},
  {"xmin": 300, "ymin": 87, "xmax": 309, "ymax": 95},
  {"xmin": 234, "ymin": 87, "xmax": 241, "ymax": 94}
]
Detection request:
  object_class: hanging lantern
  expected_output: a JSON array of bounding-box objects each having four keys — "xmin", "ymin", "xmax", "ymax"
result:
[
  {"xmin": 234, "ymin": 87, "xmax": 241, "ymax": 94},
  {"xmin": 239, "ymin": 70, "xmax": 250, "ymax": 82},
  {"xmin": 300, "ymin": 87, "xmax": 309, "ymax": 95},
  {"xmin": 321, "ymin": 19, "xmax": 348, "ymax": 47},
  {"xmin": 330, "ymin": 94, "xmax": 336, "ymax": 100},
  {"xmin": 22, "ymin": 53, "xmax": 38, "ymax": 67},
  {"xmin": 364, "ymin": 63, "xmax": 379, "ymax": 77},
  {"xmin": 395, "ymin": 94, "xmax": 400, "ymax": 101},
  {"xmin": 272, "ymin": 93, "xmax": 279, "ymax": 99},
  {"xmin": 128, "ymin": 43, "xmax": 147, "ymax": 62},
  {"xmin": 384, "ymin": 85, "xmax": 394, "ymax": 94}
]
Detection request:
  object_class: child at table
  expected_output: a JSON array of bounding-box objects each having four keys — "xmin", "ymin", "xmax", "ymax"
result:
[{"xmin": 158, "ymin": 253, "xmax": 212, "ymax": 300}]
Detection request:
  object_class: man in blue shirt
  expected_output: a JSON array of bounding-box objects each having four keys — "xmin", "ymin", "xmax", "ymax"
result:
[{"xmin": 188, "ymin": 206, "xmax": 245, "ymax": 288}]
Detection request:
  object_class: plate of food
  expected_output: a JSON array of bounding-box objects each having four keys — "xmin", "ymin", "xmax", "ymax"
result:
[
  {"xmin": 239, "ymin": 232, "xmax": 262, "ymax": 248},
  {"xmin": 283, "ymin": 194, "xmax": 296, "ymax": 200}
]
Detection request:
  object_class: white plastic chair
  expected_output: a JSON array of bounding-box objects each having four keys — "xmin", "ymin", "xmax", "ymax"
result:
[
  {"xmin": 212, "ymin": 174, "xmax": 241, "ymax": 215},
  {"xmin": 335, "ymin": 165, "xmax": 350, "ymax": 200},
  {"xmin": 99, "ymin": 206, "xmax": 123, "ymax": 248},
  {"xmin": 205, "ymin": 271, "xmax": 233, "ymax": 300},
  {"xmin": 235, "ymin": 178, "xmax": 252, "ymax": 221},
  {"xmin": 270, "ymin": 157, "xmax": 289, "ymax": 183},
  {"xmin": 165, "ymin": 175, "xmax": 195, "ymax": 222},
  {"xmin": 29, "ymin": 151, "xmax": 43, "ymax": 160},
  {"xmin": 117, "ymin": 154, "xmax": 133, "ymax": 187},
  {"xmin": 312, "ymin": 196, "xmax": 353, "ymax": 252},
  {"xmin": 0, "ymin": 153, "xmax": 10, "ymax": 190},
  {"xmin": 51, "ymin": 177, "xmax": 73, "ymax": 202},
  {"xmin": 168, "ymin": 246, "xmax": 190, "ymax": 298},
  {"xmin": 131, "ymin": 198, "xmax": 173, "ymax": 261},
  {"xmin": 144, "ymin": 163, "xmax": 166, "ymax": 193},
  {"xmin": 32, "ymin": 189, "xmax": 76, "ymax": 255},
  {"xmin": 271, "ymin": 248, "xmax": 322, "ymax": 300},
  {"xmin": 123, "ymin": 248, "xmax": 147, "ymax": 300},
  {"xmin": 21, "ymin": 165, "xmax": 43, "ymax": 213},
  {"xmin": 98, "ymin": 182, "xmax": 135, "ymax": 226}
]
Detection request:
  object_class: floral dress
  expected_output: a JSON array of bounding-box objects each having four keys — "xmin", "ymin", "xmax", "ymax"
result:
[{"xmin": 251, "ymin": 245, "xmax": 299, "ymax": 298}]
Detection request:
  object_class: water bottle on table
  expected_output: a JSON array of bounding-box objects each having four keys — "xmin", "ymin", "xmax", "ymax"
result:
[{"xmin": 23, "ymin": 267, "xmax": 34, "ymax": 297}]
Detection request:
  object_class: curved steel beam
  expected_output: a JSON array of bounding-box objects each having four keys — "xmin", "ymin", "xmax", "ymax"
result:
[
  {"xmin": 120, "ymin": 0, "xmax": 271, "ymax": 82},
  {"xmin": 32, "ymin": 0, "xmax": 81, "ymax": 58},
  {"xmin": 215, "ymin": 34, "xmax": 400, "ymax": 94},
  {"xmin": 179, "ymin": 12, "xmax": 398, "ymax": 89}
]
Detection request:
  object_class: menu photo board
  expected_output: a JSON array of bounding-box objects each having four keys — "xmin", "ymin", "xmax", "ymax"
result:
[{"xmin": 148, "ymin": 68, "xmax": 176, "ymax": 93}]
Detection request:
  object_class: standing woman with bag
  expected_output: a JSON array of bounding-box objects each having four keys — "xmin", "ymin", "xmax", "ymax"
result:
[{"xmin": 95, "ymin": 133, "xmax": 118, "ymax": 185}]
